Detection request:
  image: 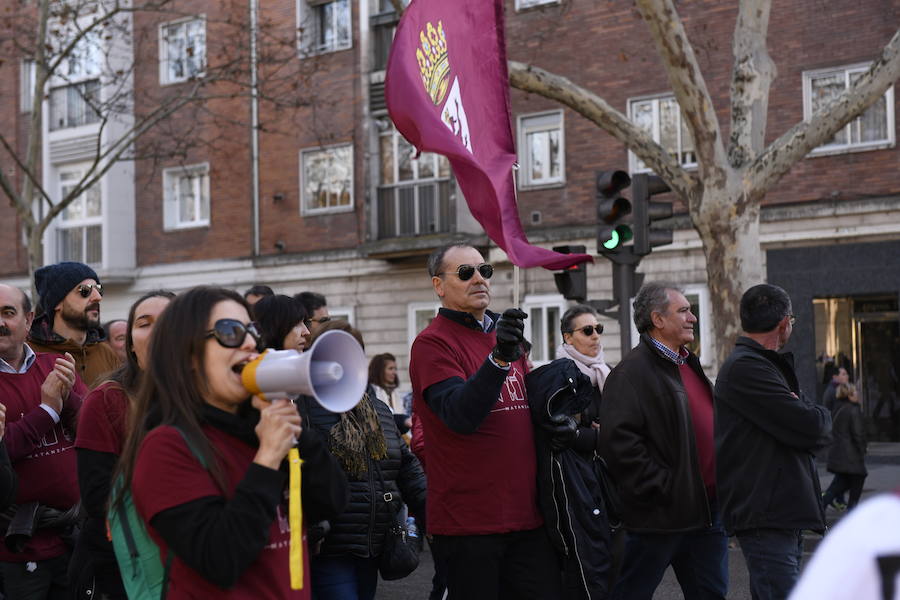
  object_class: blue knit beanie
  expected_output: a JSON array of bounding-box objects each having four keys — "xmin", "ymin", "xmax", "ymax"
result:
[{"xmin": 34, "ymin": 262, "xmax": 100, "ymax": 316}]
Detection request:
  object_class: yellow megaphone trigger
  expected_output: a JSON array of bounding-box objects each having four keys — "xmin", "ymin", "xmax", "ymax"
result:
[
  {"xmin": 289, "ymin": 448, "xmax": 304, "ymax": 590},
  {"xmin": 241, "ymin": 350, "xmax": 268, "ymax": 401}
]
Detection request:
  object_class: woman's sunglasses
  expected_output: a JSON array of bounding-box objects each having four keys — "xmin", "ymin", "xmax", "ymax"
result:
[
  {"xmin": 77, "ymin": 283, "xmax": 103, "ymax": 298},
  {"xmin": 567, "ymin": 324, "xmax": 603, "ymax": 337},
  {"xmin": 440, "ymin": 263, "xmax": 494, "ymax": 281},
  {"xmin": 206, "ymin": 319, "xmax": 264, "ymax": 351}
]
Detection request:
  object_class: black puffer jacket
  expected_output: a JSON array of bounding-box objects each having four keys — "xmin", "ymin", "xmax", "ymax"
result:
[
  {"xmin": 526, "ymin": 358, "xmax": 612, "ymax": 600},
  {"xmin": 298, "ymin": 389, "xmax": 427, "ymax": 558},
  {"xmin": 827, "ymin": 399, "xmax": 867, "ymax": 475}
]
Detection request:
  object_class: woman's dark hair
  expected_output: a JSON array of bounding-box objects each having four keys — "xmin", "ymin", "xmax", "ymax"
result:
[
  {"xmin": 368, "ymin": 353, "xmax": 399, "ymax": 389},
  {"xmin": 107, "ymin": 290, "xmax": 176, "ymax": 395},
  {"xmin": 309, "ymin": 318, "xmax": 365, "ymax": 350},
  {"xmin": 560, "ymin": 304, "xmax": 600, "ymax": 336},
  {"xmin": 252, "ymin": 294, "xmax": 307, "ymax": 351},
  {"xmin": 116, "ymin": 286, "xmax": 249, "ymax": 499}
]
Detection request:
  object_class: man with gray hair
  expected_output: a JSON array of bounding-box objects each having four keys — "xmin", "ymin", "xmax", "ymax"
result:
[
  {"xmin": 599, "ymin": 282, "xmax": 727, "ymax": 600},
  {"xmin": 715, "ymin": 284, "xmax": 831, "ymax": 599}
]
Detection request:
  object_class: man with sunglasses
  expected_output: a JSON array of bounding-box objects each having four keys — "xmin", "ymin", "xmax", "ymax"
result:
[
  {"xmin": 409, "ymin": 243, "xmax": 562, "ymax": 599},
  {"xmin": 28, "ymin": 262, "xmax": 119, "ymax": 388}
]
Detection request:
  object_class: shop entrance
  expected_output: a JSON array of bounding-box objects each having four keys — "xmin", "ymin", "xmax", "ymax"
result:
[{"xmin": 813, "ymin": 296, "xmax": 900, "ymax": 441}]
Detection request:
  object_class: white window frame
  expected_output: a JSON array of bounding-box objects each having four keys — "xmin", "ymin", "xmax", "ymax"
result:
[
  {"xmin": 20, "ymin": 59, "xmax": 36, "ymax": 113},
  {"xmin": 158, "ymin": 16, "xmax": 207, "ymax": 85},
  {"xmin": 299, "ymin": 143, "xmax": 355, "ymax": 216},
  {"xmin": 47, "ymin": 27, "xmax": 103, "ymax": 131},
  {"xmin": 327, "ymin": 306, "xmax": 355, "ymax": 325},
  {"xmin": 296, "ymin": 0, "xmax": 352, "ymax": 56},
  {"xmin": 407, "ymin": 301, "xmax": 440, "ymax": 349},
  {"xmin": 628, "ymin": 283, "xmax": 712, "ymax": 366},
  {"xmin": 517, "ymin": 110, "xmax": 565, "ymax": 190},
  {"xmin": 162, "ymin": 163, "xmax": 211, "ymax": 231},
  {"xmin": 56, "ymin": 165, "xmax": 103, "ymax": 266},
  {"xmin": 515, "ymin": 0, "xmax": 561, "ymax": 10},
  {"xmin": 522, "ymin": 293, "xmax": 567, "ymax": 367},
  {"xmin": 803, "ymin": 63, "xmax": 895, "ymax": 156},
  {"xmin": 627, "ymin": 94, "xmax": 698, "ymax": 174}
]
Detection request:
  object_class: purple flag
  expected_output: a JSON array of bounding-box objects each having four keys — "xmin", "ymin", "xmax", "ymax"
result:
[{"xmin": 385, "ymin": 0, "xmax": 592, "ymax": 270}]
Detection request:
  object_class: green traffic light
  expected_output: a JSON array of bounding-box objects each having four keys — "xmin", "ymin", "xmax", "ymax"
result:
[{"xmin": 603, "ymin": 230, "xmax": 620, "ymax": 250}]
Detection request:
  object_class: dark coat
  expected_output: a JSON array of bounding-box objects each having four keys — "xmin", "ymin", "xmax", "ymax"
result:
[
  {"xmin": 526, "ymin": 358, "xmax": 611, "ymax": 600},
  {"xmin": 714, "ymin": 337, "xmax": 832, "ymax": 535},
  {"xmin": 298, "ymin": 389, "xmax": 427, "ymax": 559},
  {"xmin": 827, "ymin": 399, "xmax": 867, "ymax": 475},
  {"xmin": 597, "ymin": 335, "xmax": 713, "ymax": 534}
]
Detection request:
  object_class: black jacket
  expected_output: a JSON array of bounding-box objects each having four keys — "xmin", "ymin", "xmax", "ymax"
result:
[
  {"xmin": 597, "ymin": 335, "xmax": 712, "ymax": 533},
  {"xmin": 827, "ymin": 399, "xmax": 867, "ymax": 475},
  {"xmin": 714, "ymin": 337, "xmax": 832, "ymax": 535},
  {"xmin": 298, "ymin": 390, "xmax": 427, "ymax": 559},
  {"xmin": 526, "ymin": 359, "xmax": 612, "ymax": 600}
]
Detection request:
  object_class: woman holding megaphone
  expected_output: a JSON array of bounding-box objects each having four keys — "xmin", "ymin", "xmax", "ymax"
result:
[
  {"xmin": 116, "ymin": 286, "xmax": 349, "ymax": 598},
  {"xmin": 295, "ymin": 320, "xmax": 427, "ymax": 600}
]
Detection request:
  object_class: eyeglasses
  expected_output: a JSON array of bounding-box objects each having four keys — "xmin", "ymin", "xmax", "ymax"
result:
[
  {"xmin": 439, "ymin": 263, "xmax": 494, "ymax": 281},
  {"xmin": 566, "ymin": 324, "xmax": 603, "ymax": 337},
  {"xmin": 788, "ymin": 315, "xmax": 796, "ymax": 326},
  {"xmin": 205, "ymin": 319, "xmax": 263, "ymax": 351},
  {"xmin": 77, "ymin": 283, "xmax": 103, "ymax": 298},
  {"xmin": 310, "ymin": 316, "xmax": 331, "ymax": 325}
]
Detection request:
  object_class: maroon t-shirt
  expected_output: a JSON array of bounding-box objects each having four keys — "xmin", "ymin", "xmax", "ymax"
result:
[
  {"xmin": 0, "ymin": 351, "xmax": 84, "ymax": 562},
  {"xmin": 132, "ymin": 425, "xmax": 309, "ymax": 599},
  {"xmin": 75, "ymin": 380, "xmax": 128, "ymax": 455},
  {"xmin": 409, "ymin": 313, "xmax": 542, "ymax": 536},
  {"xmin": 679, "ymin": 362, "xmax": 716, "ymax": 498}
]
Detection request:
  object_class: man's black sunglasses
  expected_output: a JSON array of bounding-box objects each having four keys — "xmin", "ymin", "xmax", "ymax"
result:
[
  {"xmin": 77, "ymin": 283, "xmax": 103, "ymax": 298},
  {"xmin": 439, "ymin": 263, "xmax": 493, "ymax": 282},
  {"xmin": 566, "ymin": 324, "xmax": 603, "ymax": 337},
  {"xmin": 206, "ymin": 319, "xmax": 264, "ymax": 351}
]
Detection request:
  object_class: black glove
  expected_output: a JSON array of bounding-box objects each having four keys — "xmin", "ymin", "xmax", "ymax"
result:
[
  {"xmin": 544, "ymin": 414, "xmax": 578, "ymax": 452},
  {"xmin": 492, "ymin": 308, "xmax": 527, "ymax": 364}
]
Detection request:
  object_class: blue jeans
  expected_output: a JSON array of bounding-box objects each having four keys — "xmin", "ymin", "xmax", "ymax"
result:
[
  {"xmin": 737, "ymin": 528, "xmax": 803, "ymax": 600},
  {"xmin": 310, "ymin": 555, "xmax": 380, "ymax": 600},
  {"xmin": 611, "ymin": 508, "xmax": 728, "ymax": 600}
]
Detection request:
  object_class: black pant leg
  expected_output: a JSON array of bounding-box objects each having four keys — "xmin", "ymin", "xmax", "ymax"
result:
[
  {"xmin": 847, "ymin": 474, "xmax": 867, "ymax": 508},
  {"xmin": 499, "ymin": 528, "xmax": 563, "ymax": 600},
  {"xmin": 436, "ymin": 534, "xmax": 504, "ymax": 600}
]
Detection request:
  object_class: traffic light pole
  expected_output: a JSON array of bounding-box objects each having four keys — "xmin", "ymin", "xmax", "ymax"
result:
[{"xmin": 611, "ymin": 249, "xmax": 641, "ymax": 353}]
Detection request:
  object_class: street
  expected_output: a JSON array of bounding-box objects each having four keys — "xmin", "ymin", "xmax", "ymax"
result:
[{"xmin": 376, "ymin": 442, "xmax": 900, "ymax": 599}]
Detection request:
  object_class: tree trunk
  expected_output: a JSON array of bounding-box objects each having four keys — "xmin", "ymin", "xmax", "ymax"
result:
[
  {"xmin": 693, "ymin": 181, "xmax": 763, "ymax": 365},
  {"xmin": 27, "ymin": 225, "xmax": 45, "ymax": 307}
]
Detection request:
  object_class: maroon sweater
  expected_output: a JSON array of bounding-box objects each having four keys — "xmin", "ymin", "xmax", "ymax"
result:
[
  {"xmin": 0, "ymin": 351, "xmax": 86, "ymax": 562},
  {"xmin": 679, "ymin": 362, "xmax": 716, "ymax": 499}
]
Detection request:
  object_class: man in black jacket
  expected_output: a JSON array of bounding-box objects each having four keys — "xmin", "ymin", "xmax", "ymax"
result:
[
  {"xmin": 599, "ymin": 282, "xmax": 727, "ymax": 600},
  {"xmin": 714, "ymin": 284, "xmax": 832, "ymax": 600}
]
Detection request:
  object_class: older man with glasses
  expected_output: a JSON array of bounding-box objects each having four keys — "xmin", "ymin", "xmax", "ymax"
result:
[
  {"xmin": 408, "ymin": 243, "xmax": 562, "ymax": 600},
  {"xmin": 28, "ymin": 262, "xmax": 119, "ymax": 388}
]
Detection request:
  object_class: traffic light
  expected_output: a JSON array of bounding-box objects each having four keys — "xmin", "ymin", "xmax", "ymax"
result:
[
  {"xmin": 552, "ymin": 245, "xmax": 587, "ymax": 302},
  {"xmin": 595, "ymin": 170, "xmax": 632, "ymax": 254},
  {"xmin": 631, "ymin": 173, "xmax": 674, "ymax": 256}
]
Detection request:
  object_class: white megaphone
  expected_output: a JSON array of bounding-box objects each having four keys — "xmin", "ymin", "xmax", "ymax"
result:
[{"xmin": 241, "ymin": 329, "xmax": 367, "ymax": 412}]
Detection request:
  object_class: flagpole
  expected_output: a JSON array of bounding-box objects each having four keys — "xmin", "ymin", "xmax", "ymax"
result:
[{"xmin": 511, "ymin": 167, "xmax": 521, "ymax": 308}]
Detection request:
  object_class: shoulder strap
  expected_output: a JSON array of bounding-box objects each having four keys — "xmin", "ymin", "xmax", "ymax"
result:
[
  {"xmin": 372, "ymin": 459, "xmax": 399, "ymax": 517},
  {"xmin": 173, "ymin": 426, "xmax": 209, "ymax": 469}
]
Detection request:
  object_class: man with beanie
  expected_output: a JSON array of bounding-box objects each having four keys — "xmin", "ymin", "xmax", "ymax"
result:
[
  {"xmin": 0, "ymin": 283, "xmax": 86, "ymax": 599},
  {"xmin": 28, "ymin": 262, "xmax": 119, "ymax": 388}
]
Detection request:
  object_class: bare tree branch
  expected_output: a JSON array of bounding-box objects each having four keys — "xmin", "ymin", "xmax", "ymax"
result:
[
  {"xmin": 749, "ymin": 27, "xmax": 900, "ymax": 193},
  {"xmin": 634, "ymin": 0, "xmax": 726, "ymax": 179},
  {"xmin": 728, "ymin": 0, "xmax": 775, "ymax": 168},
  {"xmin": 508, "ymin": 60, "xmax": 698, "ymax": 200}
]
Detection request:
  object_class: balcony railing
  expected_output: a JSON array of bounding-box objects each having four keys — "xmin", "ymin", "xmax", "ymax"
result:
[{"xmin": 376, "ymin": 180, "xmax": 451, "ymax": 240}]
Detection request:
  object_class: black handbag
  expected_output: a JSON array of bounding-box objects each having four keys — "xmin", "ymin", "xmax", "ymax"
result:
[{"xmin": 373, "ymin": 461, "xmax": 419, "ymax": 580}]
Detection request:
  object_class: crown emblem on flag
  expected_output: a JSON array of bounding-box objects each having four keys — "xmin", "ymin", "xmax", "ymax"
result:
[{"xmin": 416, "ymin": 21, "xmax": 450, "ymax": 105}]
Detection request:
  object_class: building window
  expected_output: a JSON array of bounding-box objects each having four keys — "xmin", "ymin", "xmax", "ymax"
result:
[
  {"xmin": 298, "ymin": 0, "xmax": 351, "ymax": 55},
  {"xmin": 628, "ymin": 95, "xmax": 696, "ymax": 173},
  {"xmin": 522, "ymin": 294, "xmax": 566, "ymax": 366},
  {"xmin": 57, "ymin": 168, "xmax": 102, "ymax": 265},
  {"xmin": 300, "ymin": 144, "xmax": 354, "ymax": 215},
  {"xmin": 159, "ymin": 17, "xmax": 206, "ymax": 85},
  {"xmin": 327, "ymin": 306, "xmax": 355, "ymax": 325},
  {"xmin": 804, "ymin": 64, "xmax": 895, "ymax": 155},
  {"xmin": 163, "ymin": 164, "xmax": 210, "ymax": 230},
  {"xmin": 407, "ymin": 302, "xmax": 440, "ymax": 349},
  {"xmin": 377, "ymin": 120, "xmax": 452, "ymax": 239},
  {"xmin": 20, "ymin": 60, "xmax": 35, "ymax": 113},
  {"xmin": 49, "ymin": 80, "xmax": 101, "ymax": 130},
  {"xmin": 515, "ymin": 0, "xmax": 560, "ymax": 10},
  {"xmin": 517, "ymin": 111, "xmax": 565, "ymax": 189}
]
